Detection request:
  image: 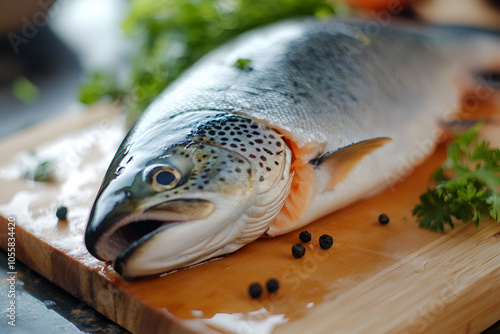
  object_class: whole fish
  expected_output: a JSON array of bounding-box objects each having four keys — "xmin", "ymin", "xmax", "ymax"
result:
[{"xmin": 85, "ymin": 18, "xmax": 500, "ymax": 277}]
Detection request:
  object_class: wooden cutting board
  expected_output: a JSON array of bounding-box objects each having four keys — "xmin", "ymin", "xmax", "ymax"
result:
[{"xmin": 1, "ymin": 103, "xmax": 500, "ymax": 334}]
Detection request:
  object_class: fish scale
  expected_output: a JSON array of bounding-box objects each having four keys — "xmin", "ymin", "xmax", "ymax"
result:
[{"xmin": 85, "ymin": 18, "xmax": 500, "ymax": 277}]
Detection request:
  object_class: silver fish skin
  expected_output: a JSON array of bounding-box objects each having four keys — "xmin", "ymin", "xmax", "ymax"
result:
[{"xmin": 85, "ymin": 18, "xmax": 500, "ymax": 277}]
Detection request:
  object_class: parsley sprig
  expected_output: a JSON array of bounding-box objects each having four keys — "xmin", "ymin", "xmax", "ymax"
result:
[{"xmin": 412, "ymin": 123, "xmax": 500, "ymax": 231}]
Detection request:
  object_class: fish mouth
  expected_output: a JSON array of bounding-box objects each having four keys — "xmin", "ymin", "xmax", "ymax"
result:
[{"xmin": 89, "ymin": 199, "xmax": 215, "ymax": 263}]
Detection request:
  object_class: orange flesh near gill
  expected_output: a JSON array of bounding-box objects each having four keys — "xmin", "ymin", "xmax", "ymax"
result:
[{"xmin": 269, "ymin": 137, "xmax": 318, "ymax": 233}]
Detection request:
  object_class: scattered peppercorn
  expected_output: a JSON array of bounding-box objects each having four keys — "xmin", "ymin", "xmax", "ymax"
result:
[
  {"xmin": 299, "ymin": 230, "xmax": 311, "ymax": 243},
  {"xmin": 266, "ymin": 279, "xmax": 279, "ymax": 293},
  {"xmin": 248, "ymin": 282, "xmax": 263, "ymax": 299},
  {"xmin": 319, "ymin": 234, "xmax": 333, "ymax": 249},
  {"xmin": 292, "ymin": 243, "xmax": 306, "ymax": 258},
  {"xmin": 56, "ymin": 206, "xmax": 68, "ymax": 220},
  {"xmin": 378, "ymin": 213, "xmax": 390, "ymax": 225}
]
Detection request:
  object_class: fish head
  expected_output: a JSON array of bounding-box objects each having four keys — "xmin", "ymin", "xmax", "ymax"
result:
[{"xmin": 85, "ymin": 111, "xmax": 292, "ymax": 277}]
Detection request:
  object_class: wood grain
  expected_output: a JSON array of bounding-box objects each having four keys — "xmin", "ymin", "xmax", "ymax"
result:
[{"xmin": 1, "ymin": 103, "xmax": 500, "ymax": 333}]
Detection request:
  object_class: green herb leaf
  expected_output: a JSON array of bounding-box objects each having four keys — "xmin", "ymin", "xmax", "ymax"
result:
[
  {"xmin": 12, "ymin": 76, "xmax": 39, "ymax": 104},
  {"xmin": 24, "ymin": 159, "xmax": 56, "ymax": 183},
  {"xmin": 79, "ymin": 0, "xmax": 348, "ymax": 117},
  {"xmin": 234, "ymin": 58, "xmax": 253, "ymax": 71},
  {"xmin": 413, "ymin": 123, "xmax": 500, "ymax": 231}
]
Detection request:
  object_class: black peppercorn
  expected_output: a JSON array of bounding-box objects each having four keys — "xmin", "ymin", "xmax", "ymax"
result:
[
  {"xmin": 378, "ymin": 213, "xmax": 390, "ymax": 225},
  {"xmin": 299, "ymin": 231, "xmax": 311, "ymax": 243},
  {"xmin": 248, "ymin": 283, "xmax": 263, "ymax": 299},
  {"xmin": 319, "ymin": 234, "xmax": 333, "ymax": 249},
  {"xmin": 292, "ymin": 243, "xmax": 306, "ymax": 258},
  {"xmin": 266, "ymin": 279, "xmax": 279, "ymax": 293},
  {"xmin": 56, "ymin": 206, "xmax": 68, "ymax": 220}
]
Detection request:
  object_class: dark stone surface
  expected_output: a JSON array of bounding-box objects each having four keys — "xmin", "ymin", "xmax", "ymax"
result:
[{"xmin": 0, "ymin": 251, "xmax": 129, "ymax": 333}]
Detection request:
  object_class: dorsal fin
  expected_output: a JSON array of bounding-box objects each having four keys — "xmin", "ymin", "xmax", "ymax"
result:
[{"xmin": 310, "ymin": 137, "xmax": 392, "ymax": 190}]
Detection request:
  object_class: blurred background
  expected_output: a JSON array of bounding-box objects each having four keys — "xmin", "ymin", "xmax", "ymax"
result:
[{"xmin": 1, "ymin": 0, "xmax": 500, "ymax": 333}]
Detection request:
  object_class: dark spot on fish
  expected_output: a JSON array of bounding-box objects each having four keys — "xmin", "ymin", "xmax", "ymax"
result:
[
  {"xmin": 247, "ymin": 135, "xmax": 252, "ymax": 138},
  {"xmin": 260, "ymin": 155, "xmax": 267, "ymax": 161},
  {"xmin": 197, "ymin": 159, "xmax": 202, "ymax": 163},
  {"xmin": 180, "ymin": 152, "xmax": 185, "ymax": 156},
  {"xmin": 211, "ymin": 150, "xmax": 216, "ymax": 154},
  {"xmin": 269, "ymin": 134, "xmax": 275, "ymax": 139},
  {"xmin": 204, "ymin": 180, "xmax": 209, "ymax": 185},
  {"xmin": 259, "ymin": 162, "xmax": 264, "ymax": 168},
  {"xmin": 224, "ymin": 126, "xmax": 231, "ymax": 130},
  {"xmin": 266, "ymin": 167, "xmax": 271, "ymax": 171},
  {"xmin": 126, "ymin": 156, "xmax": 133, "ymax": 164},
  {"xmin": 240, "ymin": 143, "xmax": 245, "ymax": 147},
  {"xmin": 233, "ymin": 138, "xmax": 241, "ymax": 142},
  {"xmin": 237, "ymin": 131, "xmax": 243, "ymax": 135},
  {"xmin": 174, "ymin": 191, "xmax": 179, "ymax": 194},
  {"xmin": 213, "ymin": 156, "xmax": 218, "ymax": 159},
  {"xmin": 260, "ymin": 176, "xmax": 265, "ymax": 182},
  {"xmin": 221, "ymin": 137, "xmax": 229, "ymax": 141},
  {"xmin": 202, "ymin": 154, "xmax": 208, "ymax": 158},
  {"xmin": 250, "ymin": 154, "xmax": 256, "ymax": 159},
  {"xmin": 230, "ymin": 131, "xmax": 235, "ymax": 135},
  {"xmin": 263, "ymin": 148, "xmax": 273, "ymax": 155},
  {"xmin": 247, "ymin": 168, "xmax": 251, "ymax": 174},
  {"xmin": 221, "ymin": 161, "xmax": 227, "ymax": 165},
  {"xmin": 221, "ymin": 143, "xmax": 227, "ymax": 146},
  {"xmin": 214, "ymin": 126, "xmax": 222, "ymax": 130},
  {"xmin": 276, "ymin": 142, "xmax": 282, "ymax": 147},
  {"xmin": 251, "ymin": 124, "xmax": 259, "ymax": 129},
  {"xmin": 113, "ymin": 166, "xmax": 123, "ymax": 175},
  {"xmin": 255, "ymin": 139, "xmax": 263, "ymax": 144},
  {"xmin": 198, "ymin": 185, "xmax": 204, "ymax": 190},
  {"xmin": 230, "ymin": 144, "xmax": 237, "ymax": 148},
  {"xmin": 241, "ymin": 148, "xmax": 247, "ymax": 152},
  {"xmin": 275, "ymin": 161, "xmax": 279, "ymax": 165},
  {"xmin": 256, "ymin": 148, "xmax": 261, "ymax": 152},
  {"xmin": 235, "ymin": 168, "xmax": 241, "ymax": 173},
  {"xmin": 219, "ymin": 131, "xmax": 226, "ymax": 136},
  {"xmin": 201, "ymin": 175, "xmax": 208, "ymax": 179},
  {"xmin": 234, "ymin": 127, "xmax": 240, "ymax": 130},
  {"xmin": 276, "ymin": 150, "xmax": 283, "ymax": 155},
  {"xmin": 209, "ymin": 130, "xmax": 216, "ymax": 135},
  {"xmin": 216, "ymin": 168, "xmax": 222, "ymax": 172},
  {"xmin": 240, "ymin": 124, "xmax": 247, "ymax": 128},
  {"xmin": 249, "ymin": 141, "xmax": 254, "ymax": 145},
  {"xmin": 268, "ymin": 141, "xmax": 272, "ymax": 145}
]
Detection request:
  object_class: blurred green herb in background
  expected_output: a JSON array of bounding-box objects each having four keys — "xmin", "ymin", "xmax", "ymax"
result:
[
  {"xmin": 79, "ymin": 0, "xmax": 347, "ymax": 118},
  {"xmin": 13, "ymin": 76, "xmax": 39, "ymax": 104}
]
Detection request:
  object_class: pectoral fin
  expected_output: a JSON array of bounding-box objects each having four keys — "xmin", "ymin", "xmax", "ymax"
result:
[{"xmin": 310, "ymin": 137, "xmax": 392, "ymax": 190}]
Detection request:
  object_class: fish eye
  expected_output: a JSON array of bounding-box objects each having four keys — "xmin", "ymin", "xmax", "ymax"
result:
[{"xmin": 152, "ymin": 166, "xmax": 181, "ymax": 191}]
